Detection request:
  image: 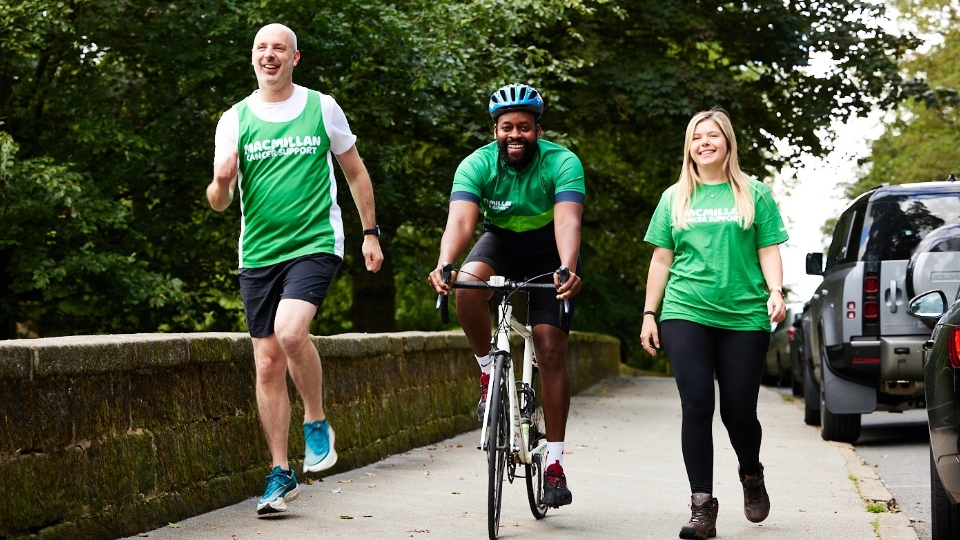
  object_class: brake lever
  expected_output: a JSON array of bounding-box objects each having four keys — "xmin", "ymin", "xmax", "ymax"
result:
[
  {"xmin": 557, "ymin": 266, "xmax": 570, "ymax": 325},
  {"xmin": 438, "ymin": 262, "xmax": 453, "ymax": 324}
]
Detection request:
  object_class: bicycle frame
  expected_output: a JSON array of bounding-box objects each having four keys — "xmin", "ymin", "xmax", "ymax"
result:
[
  {"xmin": 436, "ymin": 265, "xmax": 566, "ymax": 535},
  {"xmin": 478, "ymin": 291, "xmax": 547, "ymax": 466}
]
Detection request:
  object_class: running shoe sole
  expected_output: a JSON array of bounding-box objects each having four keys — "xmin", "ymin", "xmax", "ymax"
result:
[{"xmin": 256, "ymin": 485, "xmax": 300, "ymax": 516}]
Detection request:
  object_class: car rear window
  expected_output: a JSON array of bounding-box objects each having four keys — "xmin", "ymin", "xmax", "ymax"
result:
[{"xmin": 860, "ymin": 192, "xmax": 960, "ymax": 261}]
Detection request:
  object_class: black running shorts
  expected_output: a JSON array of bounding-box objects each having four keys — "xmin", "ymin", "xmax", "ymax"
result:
[{"xmin": 238, "ymin": 253, "xmax": 343, "ymax": 338}]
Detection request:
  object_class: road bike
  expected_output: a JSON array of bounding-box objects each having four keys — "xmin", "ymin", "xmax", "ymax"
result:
[{"xmin": 437, "ymin": 263, "xmax": 569, "ymax": 539}]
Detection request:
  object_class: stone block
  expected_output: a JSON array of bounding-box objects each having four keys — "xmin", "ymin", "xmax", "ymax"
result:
[
  {"xmin": 0, "ymin": 345, "xmax": 31, "ymax": 380},
  {"xmin": 130, "ymin": 365, "xmax": 205, "ymax": 428},
  {"xmin": 197, "ymin": 362, "xmax": 256, "ymax": 419},
  {"xmin": 30, "ymin": 379, "xmax": 74, "ymax": 451},
  {"xmin": 0, "ymin": 380, "xmax": 34, "ymax": 455},
  {"xmin": 84, "ymin": 435, "xmax": 157, "ymax": 508},
  {"xmin": 0, "ymin": 450, "xmax": 86, "ymax": 537},
  {"xmin": 71, "ymin": 373, "xmax": 130, "ymax": 444}
]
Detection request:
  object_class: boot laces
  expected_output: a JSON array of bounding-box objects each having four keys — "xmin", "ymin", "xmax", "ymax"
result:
[{"xmin": 690, "ymin": 500, "xmax": 713, "ymax": 523}]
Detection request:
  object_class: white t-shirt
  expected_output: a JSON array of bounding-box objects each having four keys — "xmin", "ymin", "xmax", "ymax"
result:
[{"xmin": 214, "ymin": 84, "xmax": 357, "ymax": 166}]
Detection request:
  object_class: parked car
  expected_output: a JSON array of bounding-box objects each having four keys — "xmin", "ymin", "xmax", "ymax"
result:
[
  {"xmin": 908, "ymin": 285, "xmax": 960, "ymax": 540},
  {"xmin": 789, "ymin": 301, "xmax": 810, "ymax": 396},
  {"xmin": 763, "ymin": 303, "xmax": 804, "ymax": 387},
  {"xmin": 801, "ymin": 180, "xmax": 960, "ymax": 442}
]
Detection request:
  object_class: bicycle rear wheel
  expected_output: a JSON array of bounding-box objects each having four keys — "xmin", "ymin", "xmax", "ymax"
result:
[
  {"xmin": 487, "ymin": 353, "xmax": 509, "ymax": 539},
  {"xmin": 524, "ymin": 365, "xmax": 549, "ymax": 519}
]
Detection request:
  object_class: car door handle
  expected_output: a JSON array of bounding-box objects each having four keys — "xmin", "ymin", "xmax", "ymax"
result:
[{"xmin": 886, "ymin": 279, "xmax": 898, "ymax": 313}]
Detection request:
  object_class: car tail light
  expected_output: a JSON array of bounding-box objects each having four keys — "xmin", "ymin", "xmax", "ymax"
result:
[
  {"xmin": 787, "ymin": 327, "xmax": 796, "ymax": 342},
  {"xmin": 950, "ymin": 327, "xmax": 960, "ymax": 369},
  {"xmin": 862, "ymin": 272, "xmax": 880, "ymax": 325}
]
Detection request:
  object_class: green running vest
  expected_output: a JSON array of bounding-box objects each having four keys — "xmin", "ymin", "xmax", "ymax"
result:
[{"xmin": 235, "ymin": 91, "xmax": 343, "ymax": 268}]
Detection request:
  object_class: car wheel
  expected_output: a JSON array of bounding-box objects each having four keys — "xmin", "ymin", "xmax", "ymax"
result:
[
  {"xmin": 816, "ymin": 339, "xmax": 861, "ymax": 442},
  {"xmin": 803, "ymin": 359, "xmax": 820, "ymax": 426},
  {"xmin": 819, "ymin": 383, "xmax": 861, "ymax": 443},
  {"xmin": 931, "ymin": 448, "xmax": 960, "ymax": 539}
]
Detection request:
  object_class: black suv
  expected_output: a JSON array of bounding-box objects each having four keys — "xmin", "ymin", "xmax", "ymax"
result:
[{"xmin": 801, "ymin": 179, "xmax": 960, "ymax": 442}]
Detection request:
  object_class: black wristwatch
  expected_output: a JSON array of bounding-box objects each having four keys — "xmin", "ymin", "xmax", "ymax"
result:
[{"xmin": 362, "ymin": 225, "xmax": 380, "ymax": 238}]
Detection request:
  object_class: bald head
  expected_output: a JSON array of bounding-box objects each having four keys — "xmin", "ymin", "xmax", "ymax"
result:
[{"xmin": 253, "ymin": 23, "xmax": 297, "ymax": 52}]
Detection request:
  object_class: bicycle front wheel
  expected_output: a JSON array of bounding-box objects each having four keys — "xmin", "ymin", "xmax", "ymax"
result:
[
  {"xmin": 524, "ymin": 365, "xmax": 549, "ymax": 519},
  {"xmin": 487, "ymin": 353, "xmax": 509, "ymax": 539}
]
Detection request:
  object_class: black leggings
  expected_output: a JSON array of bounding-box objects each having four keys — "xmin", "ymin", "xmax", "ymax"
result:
[{"xmin": 660, "ymin": 319, "xmax": 770, "ymax": 495}]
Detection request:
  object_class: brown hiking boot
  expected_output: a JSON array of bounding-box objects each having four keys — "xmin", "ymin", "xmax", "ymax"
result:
[
  {"xmin": 679, "ymin": 493, "xmax": 718, "ymax": 539},
  {"xmin": 740, "ymin": 464, "xmax": 770, "ymax": 523}
]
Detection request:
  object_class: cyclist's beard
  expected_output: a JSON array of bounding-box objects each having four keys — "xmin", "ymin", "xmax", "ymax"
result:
[{"xmin": 498, "ymin": 138, "xmax": 537, "ymax": 170}]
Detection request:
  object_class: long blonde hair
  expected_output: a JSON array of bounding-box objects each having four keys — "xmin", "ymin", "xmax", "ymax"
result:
[{"xmin": 671, "ymin": 108, "xmax": 755, "ymax": 230}]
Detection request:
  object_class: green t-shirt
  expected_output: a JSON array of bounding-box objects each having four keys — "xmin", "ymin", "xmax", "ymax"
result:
[
  {"xmin": 643, "ymin": 179, "xmax": 789, "ymax": 331},
  {"xmin": 451, "ymin": 140, "xmax": 585, "ymax": 233},
  {"xmin": 236, "ymin": 90, "xmax": 338, "ymax": 268}
]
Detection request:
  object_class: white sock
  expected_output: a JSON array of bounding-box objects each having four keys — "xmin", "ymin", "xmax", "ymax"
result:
[
  {"xmin": 547, "ymin": 442, "xmax": 564, "ymax": 467},
  {"xmin": 476, "ymin": 353, "xmax": 493, "ymax": 374}
]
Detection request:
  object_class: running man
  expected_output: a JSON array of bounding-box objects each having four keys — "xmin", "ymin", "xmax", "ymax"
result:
[{"xmin": 208, "ymin": 23, "xmax": 383, "ymax": 516}]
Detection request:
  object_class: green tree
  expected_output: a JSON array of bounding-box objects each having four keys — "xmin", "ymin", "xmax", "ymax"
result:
[
  {"xmin": 0, "ymin": 131, "xmax": 191, "ymax": 337},
  {"xmin": 847, "ymin": 0, "xmax": 960, "ymax": 198}
]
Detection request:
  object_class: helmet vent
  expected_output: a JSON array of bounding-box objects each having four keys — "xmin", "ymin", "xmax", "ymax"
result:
[{"xmin": 488, "ymin": 83, "xmax": 544, "ymax": 120}]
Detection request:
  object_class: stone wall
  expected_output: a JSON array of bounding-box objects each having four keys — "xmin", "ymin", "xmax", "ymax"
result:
[{"xmin": 0, "ymin": 331, "xmax": 619, "ymax": 539}]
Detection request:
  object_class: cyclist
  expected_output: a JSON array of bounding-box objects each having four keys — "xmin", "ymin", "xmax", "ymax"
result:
[{"xmin": 427, "ymin": 83, "xmax": 584, "ymax": 508}]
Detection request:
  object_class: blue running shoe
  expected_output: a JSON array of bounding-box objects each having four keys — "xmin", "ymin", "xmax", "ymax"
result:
[
  {"xmin": 256, "ymin": 466, "xmax": 300, "ymax": 516},
  {"xmin": 303, "ymin": 419, "xmax": 338, "ymax": 473}
]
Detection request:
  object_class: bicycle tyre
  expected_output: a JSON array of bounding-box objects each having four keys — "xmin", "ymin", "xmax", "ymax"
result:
[
  {"xmin": 524, "ymin": 366, "xmax": 549, "ymax": 519},
  {"xmin": 487, "ymin": 353, "xmax": 509, "ymax": 539}
]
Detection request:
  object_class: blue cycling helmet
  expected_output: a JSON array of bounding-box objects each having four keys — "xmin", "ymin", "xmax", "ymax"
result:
[{"xmin": 488, "ymin": 83, "xmax": 544, "ymax": 120}]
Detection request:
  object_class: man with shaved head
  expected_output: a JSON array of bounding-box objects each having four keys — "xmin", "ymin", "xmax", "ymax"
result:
[{"xmin": 207, "ymin": 23, "xmax": 384, "ymax": 516}]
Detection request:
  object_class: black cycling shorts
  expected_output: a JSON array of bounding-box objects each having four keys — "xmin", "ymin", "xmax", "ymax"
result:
[
  {"xmin": 463, "ymin": 224, "xmax": 579, "ymax": 332},
  {"xmin": 237, "ymin": 253, "xmax": 342, "ymax": 338}
]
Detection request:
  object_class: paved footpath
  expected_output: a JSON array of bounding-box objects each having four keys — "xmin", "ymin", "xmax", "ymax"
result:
[{"xmin": 125, "ymin": 376, "xmax": 918, "ymax": 540}]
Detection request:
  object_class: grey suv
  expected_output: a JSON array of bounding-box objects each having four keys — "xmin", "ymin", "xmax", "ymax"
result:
[{"xmin": 801, "ymin": 180, "xmax": 960, "ymax": 442}]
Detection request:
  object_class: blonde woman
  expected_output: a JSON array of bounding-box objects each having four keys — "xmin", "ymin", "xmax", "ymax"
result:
[{"xmin": 640, "ymin": 108, "xmax": 788, "ymax": 539}]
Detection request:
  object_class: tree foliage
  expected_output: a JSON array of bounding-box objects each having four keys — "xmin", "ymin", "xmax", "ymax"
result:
[
  {"xmin": 0, "ymin": 0, "xmax": 925, "ymax": 368},
  {"xmin": 847, "ymin": 0, "xmax": 960, "ymax": 198}
]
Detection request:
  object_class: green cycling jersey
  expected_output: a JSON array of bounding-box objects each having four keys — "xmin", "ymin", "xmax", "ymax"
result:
[{"xmin": 451, "ymin": 140, "xmax": 585, "ymax": 234}]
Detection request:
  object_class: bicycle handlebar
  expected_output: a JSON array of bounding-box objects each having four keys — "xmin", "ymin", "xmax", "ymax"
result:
[
  {"xmin": 436, "ymin": 263, "xmax": 568, "ymax": 325},
  {"xmin": 447, "ymin": 280, "xmax": 557, "ymax": 291}
]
